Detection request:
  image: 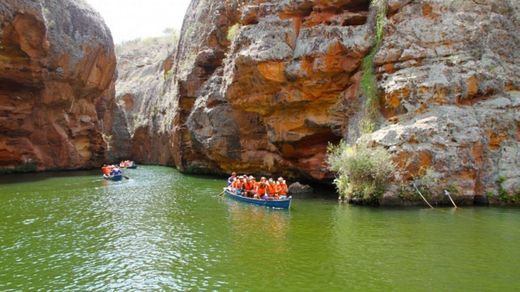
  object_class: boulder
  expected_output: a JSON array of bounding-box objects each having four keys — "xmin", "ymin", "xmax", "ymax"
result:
[{"xmin": 288, "ymin": 182, "xmax": 314, "ymax": 196}]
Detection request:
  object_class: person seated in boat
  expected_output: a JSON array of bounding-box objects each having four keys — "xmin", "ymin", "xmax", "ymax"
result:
[
  {"xmin": 244, "ymin": 176, "xmax": 256, "ymax": 197},
  {"xmin": 101, "ymin": 164, "xmax": 111, "ymax": 176},
  {"xmin": 231, "ymin": 177, "xmax": 239, "ymax": 189},
  {"xmin": 111, "ymin": 166, "xmax": 122, "ymax": 176},
  {"xmin": 277, "ymin": 178, "xmax": 289, "ymax": 199},
  {"xmin": 255, "ymin": 179, "xmax": 268, "ymax": 199},
  {"xmin": 239, "ymin": 176, "xmax": 248, "ymax": 196},
  {"xmin": 227, "ymin": 172, "xmax": 237, "ymax": 186},
  {"xmin": 267, "ymin": 178, "xmax": 278, "ymax": 199},
  {"xmin": 254, "ymin": 177, "xmax": 266, "ymax": 198},
  {"xmin": 232, "ymin": 176, "xmax": 245, "ymax": 195},
  {"xmin": 103, "ymin": 164, "xmax": 115, "ymax": 177}
]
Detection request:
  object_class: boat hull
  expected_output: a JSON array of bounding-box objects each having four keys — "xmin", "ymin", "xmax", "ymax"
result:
[
  {"xmin": 224, "ymin": 189, "xmax": 291, "ymax": 209},
  {"xmin": 104, "ymin": 174, "xmax": 123, "ymax": 181}
]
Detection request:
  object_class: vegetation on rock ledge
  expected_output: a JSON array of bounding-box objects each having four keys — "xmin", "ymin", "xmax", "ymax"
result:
[
  {"xmin": 327, "ymin": 141, "xmax": 395, "ymax": 204},
  {"xmin": 360, "ymin": 0, "xmax": 387, "ymax": 134}
]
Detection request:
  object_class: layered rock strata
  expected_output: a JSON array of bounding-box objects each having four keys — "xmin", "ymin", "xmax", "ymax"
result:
[
  {"xmin": 171, "ymin": 0, "xmax": 375, "ymax": 179},
  {"xmin": 0, "ymin": 0, "xmax": 116, "ymax": 172},
  {"xmin": 367, "ymin": 0, "xmax": 520, "ymax": 205},
  {"xmin": 166, "ymin": 0, "xmax": 519, "ymax": 204}
]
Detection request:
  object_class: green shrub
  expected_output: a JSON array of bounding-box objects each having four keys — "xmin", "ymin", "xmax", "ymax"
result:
[
  {"xmin": 327, "ymin": 141, "xmax": 395, "ymax": 203},
  {"xmin": 446, "ymin": 184, "xmax": 460, "ymax": 195},
  {"xmin": 359, "ymin": 0, "xmax": 387, "ymax": 134},
  {"xmin": 496, "ymin": 176, "xmax": 511, "ymax": 202},
  {"xmin": 398, "ymin": 183, "xmax": 418, "ymax": 201}
]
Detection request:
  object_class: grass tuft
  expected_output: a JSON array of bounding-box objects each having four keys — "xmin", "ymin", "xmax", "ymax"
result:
[
  {"xmin": 359, "ymin": 0, "xmax": 387, "ymax": 134},
  {"xmin": 327, "ymin": 141, "xmax": 395, "ymax": 204}
]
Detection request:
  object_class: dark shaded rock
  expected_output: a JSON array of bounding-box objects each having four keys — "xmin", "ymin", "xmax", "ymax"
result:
[{"xmin": 288, "ymin": 182, "xmax": 314, "ymax": 195}]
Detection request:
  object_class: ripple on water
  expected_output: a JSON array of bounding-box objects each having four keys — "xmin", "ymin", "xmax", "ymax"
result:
[{"xmin": 1, "ymin": 167, "xmax": 520, "ymax": 291}]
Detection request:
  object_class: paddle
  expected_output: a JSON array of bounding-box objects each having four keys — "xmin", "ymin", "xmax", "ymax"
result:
[
  {"xmin": 218, "ymin": 187, "xmax": 229, "ymax": 196},
  {"xmin": 123, "ymin": 175, "xmax": 130, "ymax": 180}
]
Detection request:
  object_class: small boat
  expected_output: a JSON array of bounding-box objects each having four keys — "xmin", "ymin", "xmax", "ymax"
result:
[
  {"xmin": 224, "ymin": 188, "xmax": 292, "ymax": 209},
  {"xmin": 103, "ymin": 174, "xmax": 123, "ymax": 181},
  {"xmin": 120, "ymin": 161, "xmax": 137, "ymax": 169}
]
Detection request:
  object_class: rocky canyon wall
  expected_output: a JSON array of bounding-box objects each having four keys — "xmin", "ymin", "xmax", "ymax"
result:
[
  {"xmin": 170, "ymin": 0, "xmax": 375, "ymax": 179},
  {"xmin": 106, "ymin": 35, "xmax": 177, "ymax": 164},
  {"xmin": 0, "ymin": 0, "xmax": 116, "ymax": 172},
  {"xmin": 365, "ymin": 0, "xmax": 520, "ymax": 204},
  {"xmin": 162, "ymin": 0, "xmax": 520, "ymax": 204}
]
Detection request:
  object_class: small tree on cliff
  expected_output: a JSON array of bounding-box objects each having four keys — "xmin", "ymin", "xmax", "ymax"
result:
[{"xmin": 327, "ymin": 141, "xmax": 395, "ymax": 204}]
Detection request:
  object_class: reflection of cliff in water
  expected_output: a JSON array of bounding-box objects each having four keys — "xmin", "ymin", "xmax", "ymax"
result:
[{"xmin": 225, "ymin": 202, "xmax": 291, "ymax": 255}]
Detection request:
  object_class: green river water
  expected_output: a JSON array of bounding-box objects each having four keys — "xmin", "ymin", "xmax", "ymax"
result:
[{"xmin": 1, "ymin": 166, "xmax": 519, "ymax": 291}]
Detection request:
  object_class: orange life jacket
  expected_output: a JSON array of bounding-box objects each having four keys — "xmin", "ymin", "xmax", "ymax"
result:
[
  {"xmin": 279, "ymin": 183, "xmax": 288, "ymax": 195},
  {"xmin": 256, "ymin": 183, "xmax": 267, "ymax": 196},
  {"xmin": 245, "ymin": 181, "xmax": 255, "ymax": 191},
  {"xmin": 267, "ymin": 184, "xmax": 277, "ymax": 196}
]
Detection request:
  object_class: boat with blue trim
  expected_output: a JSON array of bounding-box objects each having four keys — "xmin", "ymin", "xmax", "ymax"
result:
[
  {"xmin": 103, "ymin": 173, "xmax": 123, "ymax": 181},
  {"xmin": 223, "ymin": 188, "xmax": 291, "ymax": 209}
]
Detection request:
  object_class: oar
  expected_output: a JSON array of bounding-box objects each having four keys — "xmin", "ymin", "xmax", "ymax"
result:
[
  {"xmin": 123, "ymin": 175, "xmax": 130, "ymax": 180},
  {"xmin": 218, "ymin": 188, "xmax": 227, "ymax": 196},
  {"xmin": 413, "ymin": 183, "xmax": 434, "ymax": 209},
  {"xmin": 444, "ymin": 190, "xmax": 458, "ymax": 208}
]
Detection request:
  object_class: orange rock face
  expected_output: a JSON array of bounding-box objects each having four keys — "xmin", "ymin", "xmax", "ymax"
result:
[
  {"xmin": 367, "ymin": 0, "xmax": 520, "ymax": 204},
  {"xmin": 160, "ymin": 0, "xmax": 520, "ymax": 206},
  {"xmin": 0, "ymin": 0, "xmax": 116, "ymax": 172},
  {"xmin": 169, "ymin": 0, "xmax": 375, "ymax": 179}
]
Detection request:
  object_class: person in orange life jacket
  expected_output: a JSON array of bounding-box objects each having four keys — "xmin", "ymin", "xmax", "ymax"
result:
[
  {"xmin": 255, "ymin": 177, "xmax": 268, "ymax": 199},
  {"xmin": 277, "ymin": 177, "xmax": 288, "ymax": 199},
  {"xmin": 231, "ymin": 176, "xmax": 240, "ymax": 189},
  {"xmin": 244, "ymin": 176, "xmax": 256, "ymax": 197},
  {"xmin": 255, "ymin": 177, "xmax": 265, "ymax": 190},
  {"xmin": 267, "ymin": 178, "xmax": 278, "ymax": 198},
  {"xmin": 239, "ymin": 176, "xmax": 248, "ymax": 196},
  {"xmin": 233, "ymin": 176, "xmax": 247, "ymax": 195},
  {"xmin": 227, "ymin": 172, "xmax": 237, "ymax": 186},
  {"xmin": 101, "ymin": 164, "xmax": 111, "ymax": 176},
  {"xmin": 105, "ymin": 165, "xmax": 115, "ymax": 177}
]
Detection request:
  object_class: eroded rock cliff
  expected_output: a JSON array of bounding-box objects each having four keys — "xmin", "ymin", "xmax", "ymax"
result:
[
  {"xmin": 165, "ymin": 0, "xmax": 519, "ymax": 204},
  {"xmin": 366, "ymin": 0, "xmax": 520, "ymax": 205},
  {"xmin": 106, "ymin": 35, "xmax": 177, "ymax": 164},
  {"xmin": 0, "ymin": 0, "xmax": 116, "ymax": 172},
  {"xmin": 170, "ymin": 0, "xmax": 375, "ymax": 179}
]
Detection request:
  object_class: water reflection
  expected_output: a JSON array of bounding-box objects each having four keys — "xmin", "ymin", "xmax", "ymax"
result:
[
  {"xmin": 2, "ymin": 167, "xmax": 520, "ymax": 291},
  {"xmin": 226, "ymin": 201, "xmax": 290, "ymax": 255}
]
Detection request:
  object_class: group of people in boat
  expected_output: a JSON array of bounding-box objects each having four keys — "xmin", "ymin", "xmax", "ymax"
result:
[
  {"xmin": 119, "ymin": 160, "xmax": 136, "ymax": 168},
  {"xmin": 101, "ymin": 160, "xmax": 136, "ymax": 178},
  {"xmin": 101, "ymin": 164, "xmax": 122, "ymax": 178},
  {"xmin": 227, "ymin": 172, "xmax": 289, "ymax": 200}
]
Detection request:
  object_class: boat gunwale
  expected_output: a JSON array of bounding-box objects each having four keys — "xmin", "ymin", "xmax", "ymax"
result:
[{"xmin": 223, "ymin": 188, "xmax": 291, "ymax": 209}]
